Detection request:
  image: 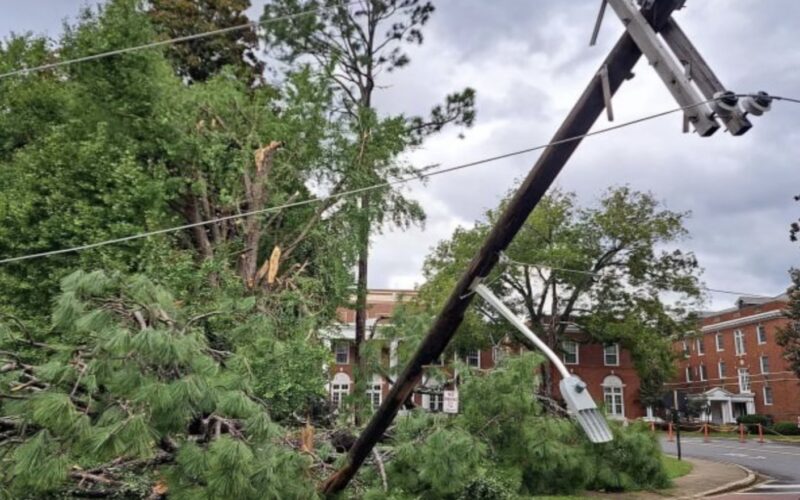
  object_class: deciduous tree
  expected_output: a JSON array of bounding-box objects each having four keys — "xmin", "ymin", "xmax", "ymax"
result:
[{"xmin": 405, "ymin": 187, "xmax": 702, "ymax": 404}]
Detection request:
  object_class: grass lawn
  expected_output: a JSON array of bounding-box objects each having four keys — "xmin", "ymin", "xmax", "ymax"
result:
[{"xmin": 662, "ymin": 455, "xmax": 693, "ymax": 480}]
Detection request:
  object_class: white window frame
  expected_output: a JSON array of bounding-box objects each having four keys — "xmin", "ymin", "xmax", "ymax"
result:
[
  {"xmin": 734, "ymin": 329, "xmax": 746, "ymax": 355},
  {"xmin": 715, "ymin": 332, "xmax": 724, "ymax": 351},
  {"xmin": 562, "ymin": 340, "xmax": 579, "ymax": 365},
  {"xmin": 491, "ymin": 346, "xmax": 506, "ymax": 365},
  {"xmin": 366, "ymin": 383, "xmax": 382, "ymax": 411},
  {"xmin": 427, "ymin": 392, "xmax": 444, "ymax": 412},
  {"xmin": 763, "ymin": 386, "xmax": 773, "ymax": 406},
  {"xmin": 465, "ymin": 350, "xmax": 480, "ymax": 368},
  {"xmin": 760, "ymin": 355, "xmax": 770, "ymax": 374},
  {"xmin": 602, "ymin": 376, "xmax": 625, "ymax": 418},
  {"xmin": 699, "ymin": 364, "xmax": 707, "ymax": 381},
  {"xmin": 757, "ymin": 324, "xmax": 767, "ymax": 345},
  {"xmin": 738, "ymin": 368, "xmax": 750, "ymax": 393},
  {"xmin": 685, "ymin": 366, "xmax": 692, "ymax": 382},
  {"xmin": 696, "ymin": 338, "xmax": 705, "ymax": 356},
  {"xmin": 718, "ymin": 360, "xmax": 726, "ymax": 379},
  {"xmin": 334, "ymin": 342, "xmax": 350, "ymax": 365},
  {"xmin": 603, "ymin": 343, "xmax": 620, "ymax": 367},
  {"xmin": 331, "ymin": 383, "xmax": 350, "ymax": 408},
  {"xmin": 682, "ymin": 340, "xmax": 690, "ymax": 357}
]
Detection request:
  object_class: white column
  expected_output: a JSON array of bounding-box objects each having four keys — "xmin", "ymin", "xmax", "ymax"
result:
[
  {"xmin": 389, "ymin": 340, "xmax": 399, "ymax": 370},
  {"xmin": 724, "ymin": 400, "xmax": 733, "ymax": 423}
]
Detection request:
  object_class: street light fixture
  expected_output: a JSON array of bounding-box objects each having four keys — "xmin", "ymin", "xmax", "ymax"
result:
[{"xmin": 471, "ymin": 282, "xmax": 613, "ymax": 443}]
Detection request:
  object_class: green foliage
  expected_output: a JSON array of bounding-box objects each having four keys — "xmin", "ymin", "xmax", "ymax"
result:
[
  {"xmin": 147, "ymin": 0, "xmax": 264, "ymax": 84},
  {"xmin": 0, "ymin": 272, "xmax": 318, "ymax": 498},
  {"xmin": 777, "ymin": 269, "xmax": 800, "ymax": 378},
  {"xmin": 772, "ymin": 421, "xmax": 800, "ymax": 435},
  {"xmin": 586, "ymin": 423, "xmax": 670, "ymax": 492},
  {"xmin": 405, "ymin": 187, "xmax": 699, "ymax": 400},
  {"xmin": 363, "ymin": 354, "xmax": 672, "ymax": 498},
  {"xmin": 737, "ymin": 413, "xmax": 773, "ymax": 431},
  {"xmin": 385, "ymin": 416, "xmax": 488, "ymax": 499}
]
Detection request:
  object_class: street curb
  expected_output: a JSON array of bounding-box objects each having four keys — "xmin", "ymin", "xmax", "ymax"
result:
[{"xmin": 692, "ymin": 462, "xmax": 757, "ymax": 498}]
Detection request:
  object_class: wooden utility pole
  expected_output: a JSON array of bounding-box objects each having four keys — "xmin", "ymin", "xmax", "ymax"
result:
[{"xmin": 321, "ymin": 0, "xmax": 751, "ymax": 494}]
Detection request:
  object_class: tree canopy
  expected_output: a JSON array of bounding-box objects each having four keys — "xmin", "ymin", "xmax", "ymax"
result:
[{"xmin": 396, "ymin": 187, "xmax": 703, "ymax": 404}]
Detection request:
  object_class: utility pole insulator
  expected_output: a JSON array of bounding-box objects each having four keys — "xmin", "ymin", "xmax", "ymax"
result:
[{"xmin": 607, "ymin": 0, "xmax": 719, "ymax": 136}]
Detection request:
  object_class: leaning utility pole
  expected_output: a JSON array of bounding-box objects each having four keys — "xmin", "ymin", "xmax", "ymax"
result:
[{"xmin": 320, "ymin": 0, "xmax": 768, "ymax": 494}]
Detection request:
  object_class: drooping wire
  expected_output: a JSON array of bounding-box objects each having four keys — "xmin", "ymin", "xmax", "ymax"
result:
[
  {"xmin": 0, "ymin": 1, "xmax": 359, "ymax": 80},
  {"xmin": 502, "ymin": 255, "xmax": 777, "ymax": 299},
  {"xmin": 0, "ymin": 98, "xmax": 721, "ymax": 265},
  {"xmin": 1, "ymin": 94, "xmax": 799, "ymax": 266}
]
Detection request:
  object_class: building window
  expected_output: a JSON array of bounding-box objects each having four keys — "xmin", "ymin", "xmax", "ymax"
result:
[
  {"xmin": 718, "ymin": 361, "xmax": 726, "ymax": 378},
  {"xmin": 427, "ymin": 393, "xmax": 444, "ymax": 412},
  {"xmin": 699, "ymin": 364, "xmax": 707, "ymax": 381},
  {"xmin": 682, "ymin": 341, "xmax": 690, "ymax": 357},
  {"xmin": 334, "ymin": 342, "xmax": 350, "ymax": 364},
  {"xmin": 464, "ymin": 350, "xmax": 480, "ymax": 368},
  {"xmin": 738, "ymin": 368, "xmax": 750, "ymax": 393},
  {"xmin": 602, "ymin": 375, "xmax": 624, "ymax": 418},
  {"xmin": 366, "ymin": 383, "xmax": 382, "ymax": 411},
  {"xmin": 331, "ymin": 373, "xmax": 351, "ymax": 409},
  {"xmin": 562, "ymin": 340, "xmax": 579, "ymax": 365},
  {"xmin": 760, "ymin": 356, "xmax": 770, "ymax": 374},
  {"xmin": 604, "ymin": 344, "xmax": 620, "ymax": 366},
  {"xmin": 696, "ymin": 338, "xmax": 705, "ymax": 355},
  {"xmin": 763, "ymin": 386, "xmax": 774, "ymax": 406},
  {"xmin": 685, "ymin": 366, "xmax": 692, "ymax": 382},
  {"xmin": 757, "ymin": 325, "xmax": 767, "ymax": 345},
  {"xmin": 491, "ymin": 346, "xmax": 506, "ymax": 365},
  {"xmin": 734, "ymin": 329, "xmax": 746, "ymax": 355},
  {"xmin": 715, "ymin": 332, "xmax": 724, "ymax": 351}
]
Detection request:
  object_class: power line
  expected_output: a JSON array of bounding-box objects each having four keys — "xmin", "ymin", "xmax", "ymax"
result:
[
  {"xmin": 0, "ymin": 98, "xmax": 721, "ymax": 266},
  {"xmin": 0, "ymin": 1, "xmax": 357, "ymax": 80},
  {"xmin": 1, "ymin": 94, "xmax": 798, "ymax": 266},
  {"xmin": 502, "ymin": 256, "xmax": 777, "ymax": 299}
]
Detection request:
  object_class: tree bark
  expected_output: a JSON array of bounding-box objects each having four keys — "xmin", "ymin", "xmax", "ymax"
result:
[{"xmin": 353, "ymin": 193, "xmax": 370, "ymax": 425}]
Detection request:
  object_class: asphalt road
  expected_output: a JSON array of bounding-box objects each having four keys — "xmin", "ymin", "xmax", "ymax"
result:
[{"xmin": 660, "ymin": 436, "xmax": 800, "ymax": 497}]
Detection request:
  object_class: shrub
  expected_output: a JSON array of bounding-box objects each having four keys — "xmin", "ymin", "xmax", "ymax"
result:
[
  {"xmin": 737, "ymin": 414, "xmax": 772, "ymax": 432},
  {"xmin": 772, "ymin": 422, "xmax": 800, "ymax": 436},
  {"xmin": 586, "ymin": 422, "xmax": 671, "ymax": 492}
]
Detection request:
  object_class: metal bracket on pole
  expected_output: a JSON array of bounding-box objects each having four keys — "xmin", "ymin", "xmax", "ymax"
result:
[
  {"xmin": 589, "ymin": 0, "xmax": 609, "ymax": 46},
  {"xmin": 599, "ymin": 64, "xmax": 614, "ymax": 121},
  {"xmin": 660, "ymin": 17, "xmax": 752, "ymax": 135},
  {"xmin": 607, "ymin": 0, "xmax": 720, "ymax": 136}
]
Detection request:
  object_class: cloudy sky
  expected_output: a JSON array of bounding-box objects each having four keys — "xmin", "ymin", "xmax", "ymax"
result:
[{"xmin": 3, "ymin": 0, "xmax": 799, "ymax": 309}]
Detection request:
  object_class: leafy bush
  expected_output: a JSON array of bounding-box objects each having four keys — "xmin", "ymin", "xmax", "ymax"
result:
[
  {"xmin": 772, "ymin": 421, "xmax": 800, "ymax": 435},
  {"xmin": 737, "ymin": 414, "xmax": 772, "ymax": 432},
  {"xmin": 457, "ymin": 476, "xmax": 514, "ymax": 500},
  {"xmin": 586, "ymin": 422, "xmax": 670, "ymax": 492},
  {"xmin": 385, "ymin": 418, "xmax": 488, "ymax": 499}
]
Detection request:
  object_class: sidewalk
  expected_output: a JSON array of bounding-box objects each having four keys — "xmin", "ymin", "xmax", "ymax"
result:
[{"xmin": 585, "ymin": 457, "xmax": 756, "ymax": 499}]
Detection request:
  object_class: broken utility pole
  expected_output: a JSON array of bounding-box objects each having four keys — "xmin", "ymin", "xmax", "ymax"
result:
[{"xmin": 320, "ymin": 0, "xmax": 765, "ymax": 494}]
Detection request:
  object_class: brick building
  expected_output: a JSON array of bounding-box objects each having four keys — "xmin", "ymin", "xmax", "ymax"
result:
[
  {"xmin": 325, "ymin": 289, "xmax": 647, "ymax": 420},
  {"xmin": 667, "ymin": 295, "xmax": 800, "ymax": 425}
]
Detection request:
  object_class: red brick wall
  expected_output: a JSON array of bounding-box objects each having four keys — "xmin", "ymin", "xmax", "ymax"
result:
[
  {"xmin": 670, "ymin": 299, "xmax": 800, "ymax": 423},
  {"xmin": 480, "ymin": 342, "xmax": 646, "ymax": 419}
]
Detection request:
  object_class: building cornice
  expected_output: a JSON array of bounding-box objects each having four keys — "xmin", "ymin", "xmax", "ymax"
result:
[{"xmin": 700, "ymin": 309, "xmax": 784, "ymax": 333}]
